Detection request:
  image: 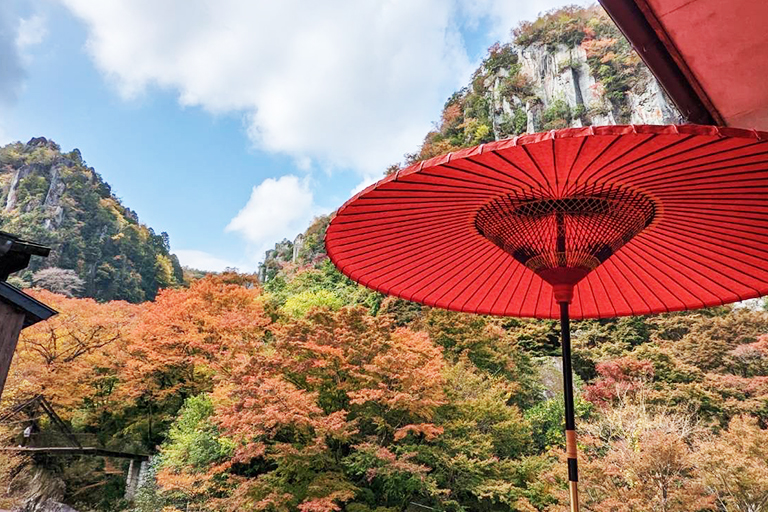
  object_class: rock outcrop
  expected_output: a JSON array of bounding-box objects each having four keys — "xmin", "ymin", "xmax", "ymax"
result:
[{"xmin": 487, "ymin": 43, "xmax": 679, "ymax": 138}]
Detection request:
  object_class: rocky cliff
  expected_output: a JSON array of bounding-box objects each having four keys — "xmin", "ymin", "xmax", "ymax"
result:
[
  {"xmin": 498, "ymin": 42, "xmax": 678, "ymax": 133},
  {"xmin": 258, "ymin": 216, "xmax": 330, "ymax": 282},
  {"xmin": 409, "ymin": 5, "xmax": 680, "ymax": 165},
  {"xmin": 0, "ymin": 137, "xmax": 184, "ymax": 302}
]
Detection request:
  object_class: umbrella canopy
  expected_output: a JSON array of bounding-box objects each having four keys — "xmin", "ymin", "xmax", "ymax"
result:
[
  {"xmin": 327, "ymin": 124, "xmax": 768, "ymax": 320},
  {"xmin": 327, "ymin": 123, "xmax": 768, "ymax": 511}
]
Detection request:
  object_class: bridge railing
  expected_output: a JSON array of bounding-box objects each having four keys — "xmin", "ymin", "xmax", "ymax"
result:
[{"xmin": 18, "ymin": 432, "xmax": 103, "ymax": 448}]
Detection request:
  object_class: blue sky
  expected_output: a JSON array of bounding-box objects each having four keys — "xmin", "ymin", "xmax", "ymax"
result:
[{"xmin": 0, "ymin": 0, "xmax": 581, "ymax": 271}]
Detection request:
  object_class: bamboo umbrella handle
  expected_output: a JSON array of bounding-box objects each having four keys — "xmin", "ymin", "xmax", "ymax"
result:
[{"xmin": 559, "ymin": 301, "xmax": 580, "ymax": 512}]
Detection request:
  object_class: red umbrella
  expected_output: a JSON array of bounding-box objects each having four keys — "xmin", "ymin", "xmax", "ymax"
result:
[{"xmin": 326, "ymin": 124, "xmax": 768, "ymax": 511}]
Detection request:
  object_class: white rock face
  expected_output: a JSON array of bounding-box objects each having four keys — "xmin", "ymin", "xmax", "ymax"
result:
[
  {"xmin": 488, "ymin": 43, "xmax": 679, "ymax": 137},
  {"xmin": 627, "ymin": 74, "xmax": 680, "ymax": 125}
]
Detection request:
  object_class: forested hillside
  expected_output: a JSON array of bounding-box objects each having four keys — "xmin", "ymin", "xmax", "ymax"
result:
[
  {"xmin": 2, "ymin": 5, "xmax": 768, "ymax": 512},
  {"xmin": 0, "ymin": 137, "xmax": 184, "ymax": 302}
]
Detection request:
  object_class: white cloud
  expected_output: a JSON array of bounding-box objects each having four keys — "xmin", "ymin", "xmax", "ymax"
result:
[
  {"xmin": 16, "ymin": 14, "xmax": 47, "ymax": 50},
  {"xmin": 174, "ymin": 249, "xmax": 238, "ymax": 272},
  {"xmin": 59, "ymin": 0, "xmax": 575, "ymax": 176},
  {"xmin": 225, "ymin": 174, "xmax": 318, "ymax": 262}
]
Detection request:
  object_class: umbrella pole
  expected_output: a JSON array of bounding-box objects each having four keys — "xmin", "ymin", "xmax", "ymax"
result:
[{"xmin": 559, "ymin": 300, "xmax": 579, "ymax": 512}]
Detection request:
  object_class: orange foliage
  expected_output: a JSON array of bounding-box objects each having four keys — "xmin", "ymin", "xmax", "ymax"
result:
[
  {"xmin": 120, "ymin": 275, "xmax": 269, "ymax": 404},
  {"xmin": 207, "ymin": 307, "xmax": 445, "ymax": 510},
  {"xmin": 5, "ymin": 289, "xmax": 138, "ymax": 419}
]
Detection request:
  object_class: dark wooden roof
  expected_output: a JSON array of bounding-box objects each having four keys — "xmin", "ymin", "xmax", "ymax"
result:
[
  {"xmin": 0, "ymin": 231, "xmax": 50, "ymax": 281},
  {"xmin": 0, "ymin": 231, "xmax": 56, "ymax": 327},
  {"xmin": 0, "ymin": 282, "xmax": 57, "ymax": 327}
]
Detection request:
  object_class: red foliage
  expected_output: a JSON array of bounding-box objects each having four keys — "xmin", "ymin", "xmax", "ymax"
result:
[{"xmin": 584, "ymin": 357, "xmax": 654, "ymax": 404}]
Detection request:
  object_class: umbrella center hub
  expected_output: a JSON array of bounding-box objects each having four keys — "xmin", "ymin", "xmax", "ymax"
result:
[{"xmin": 476, "ymin": 185, "xmax": 656, "ymax": 288}]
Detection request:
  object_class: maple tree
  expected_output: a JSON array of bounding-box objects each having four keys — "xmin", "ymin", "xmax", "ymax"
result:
[
  {"xmin": 117, "ymin": 273, "xmax": 269, "ymax": 446},
  {"xmin": 4, "ymin": 289, "xmax": 138, "ymax": 420}
]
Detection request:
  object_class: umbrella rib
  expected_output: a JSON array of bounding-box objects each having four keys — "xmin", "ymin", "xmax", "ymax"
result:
[
  {"xmin": 416, "ymin": 166, "xmax": 520, "ymax": 193},
  {"xmin": 360, "ymin": 189, "xmax": 491, "ymax": 199},
  {"xmin": 594, "ymin": 264, "xmax": 636, "ymax": 316},
  {"xmin": 371, "ymin": 228, "xmax": 484, "ymax": 291},
  {"xmin": 447, "ymin": 159, "xmax": 532, "ymax": 189},
  {"xmin": 520, "ymin": 144, "xmax": 556, "ymax": 196},
  {"xmin": 661, "ymin": 206, "xmax": 768, "ymax": 224},
  {"xmin": 358, "ymin": 194, "xmax": 489, "ymax": 203},
  {"xmin": 604, "ymin": 140, "xmax": 767, "ymax": 184},
  {"xmin": 333, "ymin": 210, "xmax": 474, "ymax": 229},
  {"xmin": 592, "ymin": 269, "xmax": 618, "ymax": 317},
  {"xmin": 570, "ymin": 135, "xmax": 658, "ymax": 194},
  {"xmin": 337, "ymin": 203, "xmax": 478, "ymax": 218},
  {"xmin": 652, "ymin": 214, "xmax": 768, "ymax": 248},
  {"xmin": 644, "ymin": 226, "xmax": 768, "ymax": 282},
  {"xmin": 335, "ymin": 224, "xmax": 467, "ymax": 256},
  {"xmin": 601, "ymin": 260, "xmax": 652, "ymax": 314},
  {"xmin": 654, "ymin": 190, "xmax": 768, "ymax": 200},
  {"xmin": 394, "ymin": 176, "xmax": 512, "ymax": 196},
  {"xmin": 594, "ymin": 134, "xmax": 699, "ymax": 183},
  {"xmin": 660, "ymin": 207, "xmax": 768, "ymax": 224},
  {"xmin": 552, "ymin": 138, "xmax": 559, "ymax": 194},
  {"xmin": 432, "ymin": 243, "xmax": 507, "ymax": 309},
  {"xmin": 659, "ymin": 215, "xmax": 768, "ymax": 240},
  {"xmin": 393, "ymin": 235, "xmax": 496, "ymax": 302},
  {"xmin": 332, "ymin": 218, "xmax": 475, "ymax": 251},
  {"xmin": 580, "ymin": 273, "xmax": 600, "ymax": 317},
  {"xmin": 629, "ymin": 236, "xmax": 736, "ymax": 303},
  {"xmin": 472, "ymin": 256, "xmax": 518, "ymax": 315},
  {"xmin": 488, "ymin": 150, "xmax": 551, "ymax": 193},
  {"xmin": 650, "ymin": 218, "xmax": 768, "ymax": 250},
  {"xmin": 496, "ymin": 264, "xmax": 530, "ymax": 316},
  {"xmin": 648, "ymin": 231, "xmax": 763, "ymax": 295},
  {"xmin": 630, "ymin": 237, "xmax": 738, "ymax": 303},
  {"xmin": 565, "ymin": 136, "xmax": 623, "ymax": 196},
  {"xmin": 514, "ymin": 269, "xmax": 538, "ymax": 317},
  {"xmin": 608, "ymin": 250, "xmax": 672, "ymax": 313},
  {"xmin": 345, "ymin": 229, "xmax": 475, "ymax": 279},
  {"xmin": 595, "ymin": 135, "xmax": 729, "ymax": 184},
  {"xmin": 563, "ymin": 136, "xmax": 588, "ymax": 196},
  {"xmin": 530, "ymin": 272, "xmax": 545, "ymax": 318},
  {"xmin": 331, "ymin": 210, "xmax": 472, "ymax": 236},
  {"xmin": 619, "ymin": 245, "xmax": 691, "ymax": 310},
  {"xmin": 634, "ymin": 157, "xmax": 768, "ymax": 188},
  {"xmin": 450, "ymin": 249, "xmax": 511, "ymax": 312},
  {"xmin": 486, "ymin": 262, "xmax": 525, "ymax": 314},
  {"xmin": 583, "ymin": 134, "xmax": 670, "ymax": 183},
  {"xmin": 635, "ymin": 161, "xmax": 768, "ymax": 189}
]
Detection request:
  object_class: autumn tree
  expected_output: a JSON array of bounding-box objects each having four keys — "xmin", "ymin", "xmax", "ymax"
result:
[
  {"xmin": 118, "ymin": 273, "xmax": 269, "ymax": 447},
  {"xmin": 696, "ymin": 415, "xmax": 768, "ymax": 512},
  {"xmin": 546, "ymin": 398, "xmax": 714, "ymax": 512},
  {"xmin": 202, "ymin": 307, "xmax": 445, "ymax": 511},
  {"xmin": 583, "ymin": 357, "xmax": 654, "ymax": 405},
  {"xmin": 4, "ymin": 289, "xmax": 138, "ymax": 419}
]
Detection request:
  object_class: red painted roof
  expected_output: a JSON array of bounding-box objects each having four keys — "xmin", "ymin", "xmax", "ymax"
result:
[
  {"xmin": 326, "ymin": 125, "xmax": 768, "ymax": 319},
  {"xmin": 601, "ymin": 0, "xmax": 768, "ymax": 129}
]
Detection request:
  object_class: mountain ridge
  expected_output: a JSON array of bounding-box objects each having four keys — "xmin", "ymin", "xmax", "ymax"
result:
[{"xmin": 0, "ymin": 136, "xmax": 184, "ymax": 302}]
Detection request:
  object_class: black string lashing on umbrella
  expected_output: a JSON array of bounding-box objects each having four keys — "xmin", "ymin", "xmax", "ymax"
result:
[{"xmin": 475, "ymin": 183, "xmax": 656, "ymax": 284}]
